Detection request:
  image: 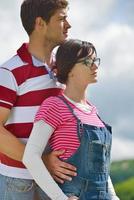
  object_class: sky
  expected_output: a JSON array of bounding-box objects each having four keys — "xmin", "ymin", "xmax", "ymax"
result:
[{"xmin": 0, "ymin": 0, "xmax": 134, "ymax": 161}]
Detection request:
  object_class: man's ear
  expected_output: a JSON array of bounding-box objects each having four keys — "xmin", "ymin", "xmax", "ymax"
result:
[{"xmin": 35, "ymin": 17, "xmax": 47, "ymax": 31}]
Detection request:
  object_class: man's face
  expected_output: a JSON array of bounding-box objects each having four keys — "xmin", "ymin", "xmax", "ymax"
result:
[{"xmin": 45, "ymin": 8, "xmax": 71, "ymax": 46}]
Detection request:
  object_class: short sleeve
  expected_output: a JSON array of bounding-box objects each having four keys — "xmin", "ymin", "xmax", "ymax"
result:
[
  {"xmin": 0, "ymin": 68, "xmax": 18, "ymax": 109},
  {"xmin": 34, "ymin": 97, "xmax": 62, "ymax": 129}
]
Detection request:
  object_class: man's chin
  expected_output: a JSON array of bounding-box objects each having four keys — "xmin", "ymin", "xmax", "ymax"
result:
[{"xmin": 58, "ymin": 38, "xmax": 67, "ymax": 44}]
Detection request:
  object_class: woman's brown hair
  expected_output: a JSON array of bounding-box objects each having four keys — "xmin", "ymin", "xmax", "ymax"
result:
[{"xmin": 55, "ymin": 39, "xmax": 96, "ymax": 84}]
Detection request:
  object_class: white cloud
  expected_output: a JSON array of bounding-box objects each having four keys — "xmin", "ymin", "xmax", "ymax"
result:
[
  {"xmin": 111, "ymin": 137, "xmax": 134, "ymax": 161},
  {"xmin": 86, "ymin": 23, "xmax": 134, "ymax": 155},
  {"xmin": 0, "ymin": 2, "xmax": 28, "ymax": 64},
  {"xmin": 97, "ymin": 24, "xmax": 134, "ymax": 79},
  {"xmin": 69, "ymin": 0, "xmax": 116, "ymax": 37}
]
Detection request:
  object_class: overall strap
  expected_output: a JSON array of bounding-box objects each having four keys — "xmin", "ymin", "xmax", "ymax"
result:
[
  {"xmin": 57, "ymin": 95, "xmax": 83, "ymax": 141},
  {"xmin": 97, "ymin": 114, "xmax": 112, "ymax": 134}
]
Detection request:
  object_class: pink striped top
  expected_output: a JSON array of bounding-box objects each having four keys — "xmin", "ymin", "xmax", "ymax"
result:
[{"xmin": 35, "ymin": 95, "xmax": 105, "ymax": 160}]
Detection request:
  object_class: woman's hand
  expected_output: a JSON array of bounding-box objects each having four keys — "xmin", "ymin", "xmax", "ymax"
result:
[
  {"xmin": 42, "ymin": 149, "xmax": 77, "ymax": 183},
  {"xmin": 68, "ymin": 196, "xmax": 79, "ymax": 200}
]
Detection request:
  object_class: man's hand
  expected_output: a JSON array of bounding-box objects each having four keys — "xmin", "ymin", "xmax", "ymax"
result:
[{"xmin": 42, "ymin": 150, "xmax": 77, "ymax": 183}]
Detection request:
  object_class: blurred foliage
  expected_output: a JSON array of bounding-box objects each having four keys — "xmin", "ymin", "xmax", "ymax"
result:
[
  {"xmin": 110, "ymin": 159, "xmax": 134, "ymax": 200},
  {"xmin": 110, "ymin": 159, "xmax": 134, "ymax": 184},
  {"xmin": 115, "ymin": 178, "xmax": 134, "ymax": 200}
]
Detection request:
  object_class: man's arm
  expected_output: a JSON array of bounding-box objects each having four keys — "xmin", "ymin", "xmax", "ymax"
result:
[
  {"xmin": 0, "ymin": 106, "xmax": 25, "ymax": 161},
  {"xmin": 0, "ymin": 106, "xmax": 77, "ymax": 183},
  {"xmin": 43, "ymin": 150, "xmax": 77, "ymax": 183}
]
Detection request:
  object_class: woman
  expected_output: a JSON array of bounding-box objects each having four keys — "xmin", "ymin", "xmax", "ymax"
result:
[{"xmin": 23, "ymin": 39, "xmax": 119, "ymax": 200}]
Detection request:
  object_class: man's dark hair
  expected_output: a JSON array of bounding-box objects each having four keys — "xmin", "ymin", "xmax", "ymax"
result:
[
  {"xmin": 21, "ymin": 0, "xmax": 68, "ymax": 36},
  {"xmin": 55, "ymin": 39, "xmax": 96, "ymax": 84}
]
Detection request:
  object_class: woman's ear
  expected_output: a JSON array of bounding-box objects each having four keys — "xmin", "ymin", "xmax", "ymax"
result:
[{"xmin": 68, "ymin": 70, "xmax": 74, "ymax": 79}]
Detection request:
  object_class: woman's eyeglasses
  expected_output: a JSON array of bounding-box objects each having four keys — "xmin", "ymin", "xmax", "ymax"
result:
[{"xmin": 77, "ymin": 57, "xmax": 100, "ymax": 68}]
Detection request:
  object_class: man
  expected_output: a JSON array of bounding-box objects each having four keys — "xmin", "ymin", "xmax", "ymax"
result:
[{"xmin": 0, "ymin": 0, "xmax": 76, "ymax": 199}]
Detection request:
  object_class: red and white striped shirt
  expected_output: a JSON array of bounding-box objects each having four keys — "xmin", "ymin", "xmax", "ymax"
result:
[
  {"xmin": 35, "ymin": 95, "xmax": 105, "ymax": 160},
  {"xmin": 0, "ymin": 43, "xmax": 63, "ymax": 179}
]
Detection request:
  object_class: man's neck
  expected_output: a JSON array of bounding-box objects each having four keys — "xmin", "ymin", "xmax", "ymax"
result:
[{"xmin": 28, "ymin": 38, "xmax": 54, "ymax": 67}]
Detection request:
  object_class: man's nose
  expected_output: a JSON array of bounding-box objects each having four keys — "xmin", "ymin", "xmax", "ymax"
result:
[{"xmin": 65, "ymin": 20, "xmax": 71, "ymax": 29}]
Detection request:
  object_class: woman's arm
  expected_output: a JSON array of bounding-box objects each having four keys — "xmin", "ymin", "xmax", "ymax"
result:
[
  {"xmin": 108, "ymin": 176, "xmax": 120, "ymax": 200},
  {"xmin": 23, "ymin": 120, "xmax": 68, "ymax": 200}
]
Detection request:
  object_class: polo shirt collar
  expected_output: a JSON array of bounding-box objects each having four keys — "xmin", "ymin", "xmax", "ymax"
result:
[
  {"xmin": 17, "ymin": 43, "xmax": 48, "ymax": 67},
  {"xmin": 31, "ymin": 55, "xmax": 45, "ymax": 67},
  {"xmin": 17, "ymin": 43, "xmax": 56, "ymax": 79}
]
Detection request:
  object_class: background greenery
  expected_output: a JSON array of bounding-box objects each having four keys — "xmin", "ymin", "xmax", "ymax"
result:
[{"xmin": 110, "ymin": 159, "xmax": 134, "ymax": 200}]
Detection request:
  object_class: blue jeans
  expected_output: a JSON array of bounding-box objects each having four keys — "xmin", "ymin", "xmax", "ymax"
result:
[
  {"xmin": 0, "ymin": 174, "xmax": 50, "ymax": 200},
  {"xmin": 0, "ymin": 174, "xmax": 35, "ymax": 200},
  {"xmin": 36, "ymin": 186, "xmax": 50, "ymax": 200}
]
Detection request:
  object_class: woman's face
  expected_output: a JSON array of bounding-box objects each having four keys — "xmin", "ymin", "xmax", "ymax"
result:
[{"xmin": 67, "ymin": 52, "xmax": 100, "ymax": 88}]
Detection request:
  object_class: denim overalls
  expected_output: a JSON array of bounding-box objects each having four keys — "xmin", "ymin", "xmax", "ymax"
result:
[{"xmin": 58, "ymin": 96, "xmax": 112, "ymax": 200}]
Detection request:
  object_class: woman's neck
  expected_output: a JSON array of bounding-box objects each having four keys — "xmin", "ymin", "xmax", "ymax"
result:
[{"xmin": 64, "ymin": 85, "xmax": 87, "ymax": 104}]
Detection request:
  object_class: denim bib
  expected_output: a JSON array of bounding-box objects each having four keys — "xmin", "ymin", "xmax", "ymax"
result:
[{"xmin": 57, "ymin": 96, "xmax": 112, "ymax": 200}]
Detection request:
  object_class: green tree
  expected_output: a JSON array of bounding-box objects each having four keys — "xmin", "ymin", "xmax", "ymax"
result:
[
  {"xmin": 115, "ymin": 177, "xmax": 134, "ymax": 200},
  {"xmin": 110, "ymin": 160, "xmax": 134, "ymax": 184}
]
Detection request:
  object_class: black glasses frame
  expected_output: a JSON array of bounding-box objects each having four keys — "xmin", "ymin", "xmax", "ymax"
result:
[{"xmin": 77, "ymin": 56, "xmax": 100, "ymax": 68}]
